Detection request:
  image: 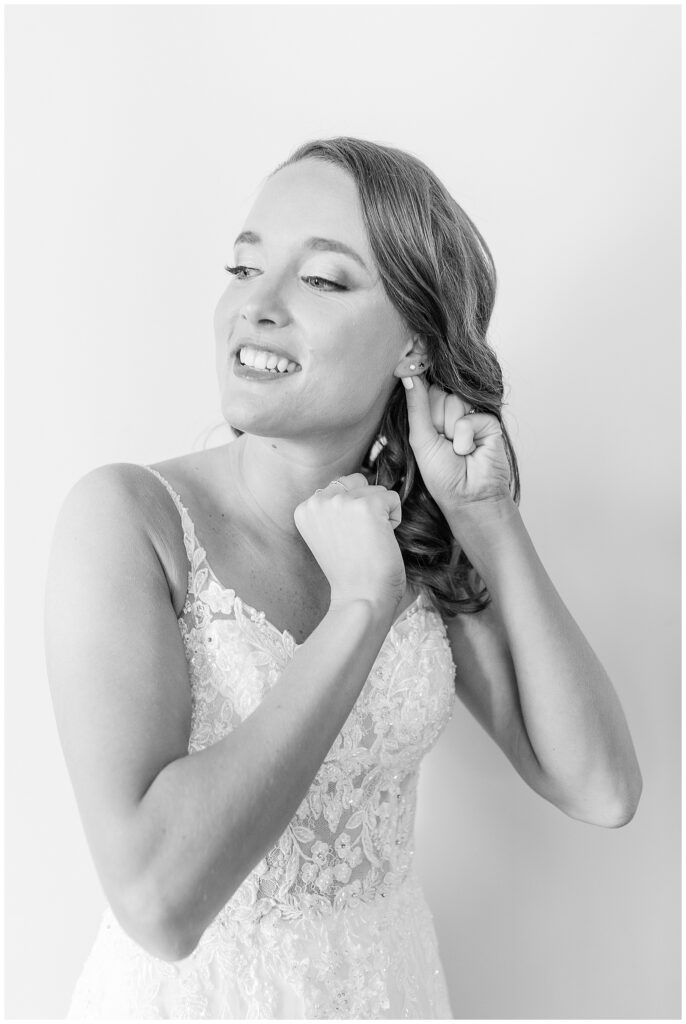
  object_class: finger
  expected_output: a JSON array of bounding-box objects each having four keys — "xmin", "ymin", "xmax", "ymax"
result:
[
  {"xmin": 401, "ymin": 372, "xmax": 439, "ymax": 454},
  {"xmin": 428, "ymin": 385, "xmax": 448, "ymax": 435},
  {"xmin": 461, "ymin": 412, "xmax": 503, "ymax": 439},
  {"xmin": 353, "ymin": 484, "xmax": 395, "ymax": 497},
  {"xmin": 442, "ymin": 394, "xmax": 473, "ymax": 440},
  {"xmin": 384, "ymin": 489, "xmax": 402, "ymax": 529},
  {"xmin": 452, "ymin": 413, "xmax": 502, "ymax": 455},
  {"xmin": 334, "ymin": 484, "xmax": 402, "ymax": 527},
  {"xmin": 317, "ymin": 472, "xmax": 368, "ymax": 495},
  {"xmin": 452, "ymin": 418, "xmax": 476, "ymax": 456},
  {"xmin": 338, "ymin": 472, "xmax": 369, "ymax": 488},
  {"xmin": 341, "ymin": 483, "xmax": 391, "ymax": 501}
]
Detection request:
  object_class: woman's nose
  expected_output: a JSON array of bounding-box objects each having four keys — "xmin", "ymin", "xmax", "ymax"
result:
[{"xmin": 238, "ymin": 273, "xmax": 290, "ymax": 328}]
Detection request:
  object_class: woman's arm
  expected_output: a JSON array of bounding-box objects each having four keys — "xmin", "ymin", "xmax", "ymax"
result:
[
  {"xmin": 45, "ymin": 465, "xmax": 398, "ymax": 963},
  {"xmin": 135, "ymin": 596, "xmax": 394, "ymax": 958},
  {"xmin": 444, "ymin": 497, "xmax": 643, "ymax": 827},
  {"xmin": 399, "ymin": 374, "xmax": 642, "ymax": 828}
]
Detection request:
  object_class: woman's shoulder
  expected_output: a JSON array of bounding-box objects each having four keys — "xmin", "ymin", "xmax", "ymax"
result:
[
  {"xmin": 68, "ymin": 457, "xmax": 202, "ymax": 523},
  {"xmin": 70, "ymin": 450, "xmax": 233, "ymax": 617},
  {"xmin": 63, "ymin": 460, "xmax": 173, "ymax": 522}
]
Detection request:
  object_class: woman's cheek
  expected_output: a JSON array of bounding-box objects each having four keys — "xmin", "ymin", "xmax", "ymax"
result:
[{"xmin": 212, "ymin": 294, "xmax": 236, "ymax": 344}]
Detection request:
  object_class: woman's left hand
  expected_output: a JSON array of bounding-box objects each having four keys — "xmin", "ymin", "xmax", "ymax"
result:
[{"xmin": 401, "ymin": 374, "xmax": 512, "ymax": 514}]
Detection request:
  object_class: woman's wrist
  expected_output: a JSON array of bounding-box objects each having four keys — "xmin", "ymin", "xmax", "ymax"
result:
[
  {"xmin": 443, "ymin": 494, "xmax": 520, "ymax": 540},
  {"xmin": 442, "ymin": 495, "xmax": 523, "ymax": 574}
]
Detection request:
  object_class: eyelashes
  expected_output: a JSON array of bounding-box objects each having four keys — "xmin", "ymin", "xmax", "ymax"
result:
[
  {"xmin": 302, "ymin": 275, "xmax": 346, "ymax": 292},
  {"xmin": 224, "ymin": 265, "xmax": 346, "ymax": 292},
  {"xmin": 224, "ymin": 265, "xmax": 252, "ymax": 279}
]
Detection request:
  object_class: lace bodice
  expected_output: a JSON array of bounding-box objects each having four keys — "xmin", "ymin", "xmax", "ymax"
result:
[
  {"xmin": 148, "ymin": 465, "xmax": 457, "ymax": 924},
  {"xmin": 66, "ymin": 464, "xmax": 458, "ymax": 1019}
]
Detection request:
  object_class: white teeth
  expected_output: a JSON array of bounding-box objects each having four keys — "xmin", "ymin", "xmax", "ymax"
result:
[{"xmin": 238, "ymin": 345, "xmax": 299, "ymax": 373}]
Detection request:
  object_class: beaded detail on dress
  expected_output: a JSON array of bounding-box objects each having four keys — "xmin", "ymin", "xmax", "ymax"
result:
[{"xmin": 66, "ymin": 464, "xmax": 458, "ymax": 1019}]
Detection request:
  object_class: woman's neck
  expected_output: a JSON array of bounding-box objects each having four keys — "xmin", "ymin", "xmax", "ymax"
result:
[{"xmin": 231, "ymin": 432, "xmax": 371, "ymax": 545}]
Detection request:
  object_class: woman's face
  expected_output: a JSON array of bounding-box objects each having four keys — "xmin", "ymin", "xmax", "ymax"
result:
[{"xmin": 214, "ymin": 158, "xmax": 415, "ymax": 445}]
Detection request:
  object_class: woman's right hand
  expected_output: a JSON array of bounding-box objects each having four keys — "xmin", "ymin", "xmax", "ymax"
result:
[{"xmin": 294, "ymin": 473, "xmax": 406, "ymax": 610}]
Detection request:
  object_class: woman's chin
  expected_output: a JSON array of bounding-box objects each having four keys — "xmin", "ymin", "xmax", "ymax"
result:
[{"xmin": 220, "ymin": 404, "xmax": 288, "ymax": 439}]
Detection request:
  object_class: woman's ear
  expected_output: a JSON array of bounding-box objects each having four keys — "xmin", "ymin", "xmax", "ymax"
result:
[
  {"xmin": 394, "ymin": 335, "xmax": 430, "ymax": 380},
  {"xmin": 412, "ymin": 336, "xmax": 430, "ymax": 365},
  {"xmin": 406, "ymin": 333, "xmax": 428, "ymax": 357}
]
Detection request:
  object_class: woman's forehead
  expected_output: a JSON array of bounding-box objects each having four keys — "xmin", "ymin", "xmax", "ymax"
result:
[{"xmin": 246, "ymin": 159, "xmax": 369, "ymax": 250}]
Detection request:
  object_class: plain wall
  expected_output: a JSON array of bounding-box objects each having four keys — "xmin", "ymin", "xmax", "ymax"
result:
[{"xmin": 5, "ymin": 5, "xmax": 680, "ymax": 1019}]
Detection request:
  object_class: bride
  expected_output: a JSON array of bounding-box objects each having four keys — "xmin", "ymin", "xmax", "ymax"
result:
[{"xmin": 45, "ymin": 136, "xmax": 642, "ymax": 1019}]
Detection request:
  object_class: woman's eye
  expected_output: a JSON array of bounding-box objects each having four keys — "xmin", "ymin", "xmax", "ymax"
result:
[
  {"xmin": 303, "ymin": 275, "xmax": 345, "ymax": 291},
  {"xmin": 224, "ymin": 265, "xmax": 256, "ymax": 280},
  {"xmin": 224, "ymin": 266, "xmax": 345, "ymax": 291}
]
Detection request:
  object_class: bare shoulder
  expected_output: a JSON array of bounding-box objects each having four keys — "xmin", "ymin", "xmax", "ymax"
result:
[
  {"xmin": 60, "ymin": 461, "xmax": 172, "ymax": 523},
  {"xmin": 67, "ymin": 460, "xmax": 198, "ymax": 617}
]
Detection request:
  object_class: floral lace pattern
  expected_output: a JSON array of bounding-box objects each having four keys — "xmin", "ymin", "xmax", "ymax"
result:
[{"xmin": 66, "ymin": 465, "xmax": 457, "ymax": 1019}]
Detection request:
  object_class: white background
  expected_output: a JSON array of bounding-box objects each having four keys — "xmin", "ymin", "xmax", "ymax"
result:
[{"xmin": 5, "ymin": 4, "xmax": 680, "ymax": 1018}]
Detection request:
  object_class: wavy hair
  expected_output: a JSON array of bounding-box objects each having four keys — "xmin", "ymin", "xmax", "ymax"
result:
[{"xmin": 231, "ymin": 137, "xmax": 520, "ymax": 617}]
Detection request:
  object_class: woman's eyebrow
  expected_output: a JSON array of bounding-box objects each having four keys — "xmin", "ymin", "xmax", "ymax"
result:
[
  {"xmin": 233, "ymin": 230, "xmax": 369, "ymax": 272},
  {"xmin": 304, "ymin": 237, "xmax": 369, "ymax": 271}
]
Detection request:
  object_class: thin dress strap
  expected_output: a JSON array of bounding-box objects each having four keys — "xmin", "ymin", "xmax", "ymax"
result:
[{"xmin": 142, "ymin": 465, "xmax": 202, "ymax": 572}]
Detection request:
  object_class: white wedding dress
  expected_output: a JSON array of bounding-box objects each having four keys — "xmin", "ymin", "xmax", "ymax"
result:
[{"xmin": 66, "ymin": 466, "xmax": 457, "ymax": 1019}]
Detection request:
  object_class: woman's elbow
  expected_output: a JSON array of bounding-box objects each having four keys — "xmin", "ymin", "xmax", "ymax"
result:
[
  {"xmin": 139, "ymin": 918, "xmax": 200, "ymax": 963},
  {"xmin": 605, "ymin": 766, "xmax": 643, "ymax": 828},
  {"xmin": 561, "ymin": 764, "xmax": 643, "ymax": 829},
  {"xmin": 115, "ymin": 879, "xmax": 201, "ymax": 963}
]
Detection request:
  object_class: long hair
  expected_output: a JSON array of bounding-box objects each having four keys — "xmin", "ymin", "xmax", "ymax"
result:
[{"xmin": 233, "ymin": 137, "xmax": 520, "ymax": 617}]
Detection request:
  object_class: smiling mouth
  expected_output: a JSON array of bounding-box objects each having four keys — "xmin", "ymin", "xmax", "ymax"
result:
[
  {"xmin": 236, "ymin": 345, "xmax": 301, "ymax": 374},
  {"xmin": 232, "ymin": 349, "xmax": 302, "ymax": 383}
]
